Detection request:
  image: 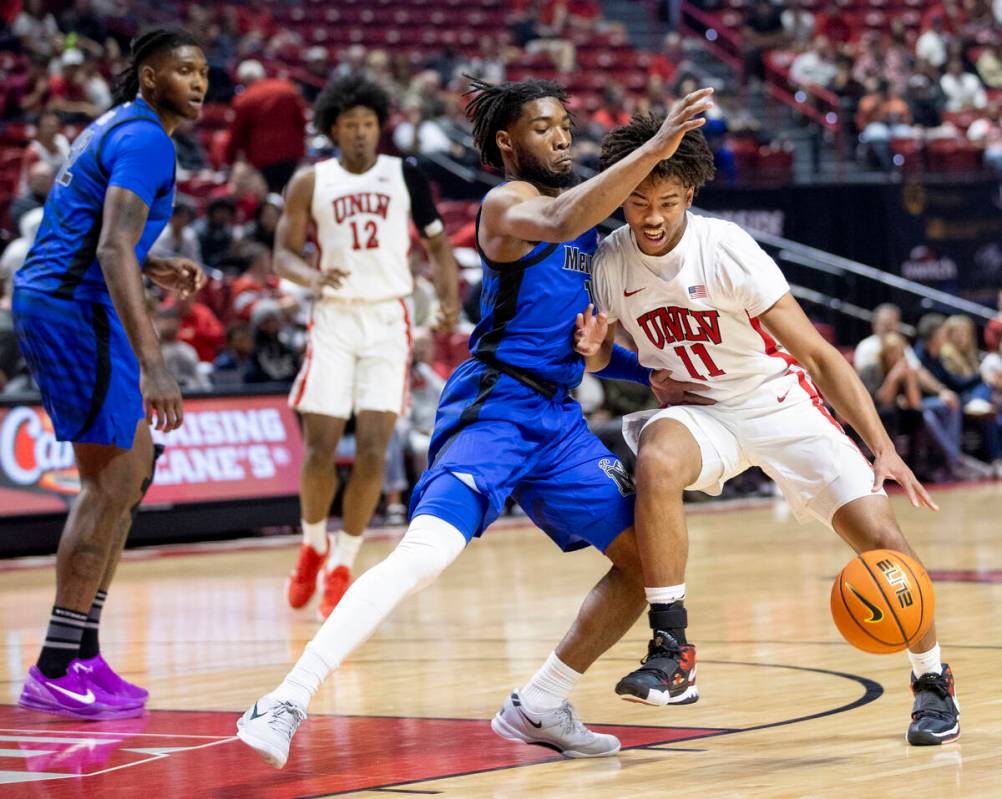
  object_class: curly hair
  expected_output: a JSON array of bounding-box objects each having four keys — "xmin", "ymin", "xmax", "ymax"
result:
[
  {"xmin": 464, "ymin": 75, "xmax": 570, "ymax": 170},
  {"xmin": 600, "ymin": 112, "xmax": 716, "ymax": 190},
  {"xmin": 314, "ymin": 75, "xmax": 390, "ymax": 135},
  {"xmin": 111, "ymin": 28, "xmax": 202, "ymax": 105}
]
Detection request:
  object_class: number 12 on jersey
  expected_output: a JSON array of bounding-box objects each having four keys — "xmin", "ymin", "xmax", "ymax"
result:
[
  {"xmin": 350, "ymin": 220, "xmax": 380, "ymax": 250},
  {"xmin": 674, "ymin": 343, "xmax": 725, "ymax": 380}
]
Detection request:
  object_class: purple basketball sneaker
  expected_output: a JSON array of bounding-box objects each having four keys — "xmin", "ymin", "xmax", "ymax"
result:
[
  {"xmin": 70, "ymin": 655, "xmax": 149, "ymax": 703},
  {"xmin": 18, "ymin": 665, "xmax": 144, "ymax": 720}
]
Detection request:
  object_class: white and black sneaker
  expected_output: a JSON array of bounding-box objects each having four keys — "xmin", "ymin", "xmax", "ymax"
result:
[
  {"xmin": 490, "ymin": 691, "xmax": 620, "ymax": 758},
  {"xmin": 237, "ymin": 694, "xmax": 307, "ymax": 768},
  {"xmin": 907, "ymin": 664, "xmax": 960, "ymax": 745}
]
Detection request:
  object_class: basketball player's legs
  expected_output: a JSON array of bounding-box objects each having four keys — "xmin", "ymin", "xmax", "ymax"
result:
[
  {"xmin": 341, "ymin": 410, "xmax": 397, "ymax": 535},
  {"xmin": 830, "ymin": 494, "xmax": 958, "ymax": 745},
  {"xmin": 615, "ymin": 406, "xmax": 744, "ymax": 707}
]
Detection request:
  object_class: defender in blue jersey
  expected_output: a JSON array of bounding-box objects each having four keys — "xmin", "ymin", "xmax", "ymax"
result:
[
  {"xmin": 14, "ymin": 30, "xmax": 208, "ymax": 721},
  {"xmin": 238, "ymin": 79, "xmax": 714, "ymax": 768}
]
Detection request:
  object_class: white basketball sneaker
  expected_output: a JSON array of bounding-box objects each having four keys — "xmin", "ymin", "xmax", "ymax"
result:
[
  {"xmin": 236, "ymin": 694, "xmax": 307, "ymax": 768},
  {"xmin": 490, "ymin": 691, "xmax": 621, "ymax": 758}
]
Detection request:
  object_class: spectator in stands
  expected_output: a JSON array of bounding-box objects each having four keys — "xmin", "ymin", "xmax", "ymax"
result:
[
  {"xmin": 984, "ymin": 290, "xmax": 1002, "ymax": 352},
  {"xmin": 10, "ymin": 162, "xmax": 53, "ymax": 231},
  {"xmin": 156, "ymin": 305, "xmax": 211, "ymax": 391},
  {"xmin": 907, "ymin": 74, "xmax": 945, "ymax": 130},
  {"xmin": 242, "ymin": 194, "xmax": 283, "ymax": 251},
  {"xmin": 591, "ymin": 84, "xmax": 632, "ymax": 132},
  {"xmin": 916, "ymin": 16, "xmax": 950, "ymax": 70},
  {"xmin": 11, "ymin": 0, "xmax": 59, "ymax": 57},
  {"xmin": 14, "ymin": 55, "xmax": 55, "ymax": 119},
  {"xmin": 392, "ymin": 99, "xmax": 455, "ymax": 157},
  {"xmin": 831, "ymin": 54, "xmax": 866, "ymax": 142},
  {"xmin": 781, "ymin": 0, "xmax": 815, "ymax": 47},
  {"xmin": 60, "ymin": 0, "xmax": 108, "ymax": 50},
  {"xmin": 225, "ymin": 60, "xmax": 307, "ymax": 193},
  {"xmin": 466, "ymin": 36, "xmax": 508, "ymax": 86},
  {"xmin": 856, "ymin": 80, "xmax": 914, "ymax": 170},
  {"xmin": 334, "ymin": 45, "xmax": 368, "ymax": 80},
  {"xmin": 0, "ymin": 208, "xmax": 43, "ymax": 301},
  {"xmin": 150, "ymin": 199, "xmax": 202, "ymax": 264},
  {"xmin": 230, "ymin": 242, "xmax": 295, "ymax": 324},
  {"xmin": 967, "ymin": 100, "xmax": 1002, "ymax": 172},
  {"xmin": 508, "ymin": 0, "xmax": 576, "ymax": 73},
  {"xmin": 169, "ymin": 294, "xmax": 225, "ymax": 364},
  {"xmin": 976, "ymin": 43, "xmax": 1002, "ymax": 89},
  {"xmin": 940, "ymin": 58, "xmax": 988, "ymax": 112},
  {"xmin": 979, "ymin": 336, "xmax": 1002, "ymax": 475},
  {"xmin": 814, "ymin": 1, "xmax": 851, "ymax": 46},
  {"xmin": 48, "ymin": 49, "xmax": 104, "ymax": 122},
  {"xmin": 742, "ymin": 0, "xmax": 787, "ymax": 85},
  {"xmin": 222, "ymin": 161, "xmax": 268, "ymax": 225},
  {"xmin": 212, "ymin": 322, "xmax": 254, "ymax": 386},
  {"xmin": 789, "ymin": 36, "xmax": 837, "ymax": 90},
  {"xmin": 245, "ymin": 298, "xmax": 300, "ymax": 385},
  {"xmin": 855, "ymin": 303, "xmax": 911, "ymax": 371},
  {"xmin": 19, "ymin": 112, "xmax": 69, "ymax": 192},
  {"xmin": 858, "ymin": 331, "xmax": 925, "ymax": 462},
  {"xmin": 299, "ymin": 46, "xmax": 331, "ymax": 103},
  {"xmin": 193, "ymin": 196, "xmax": 238, "ymax": 269},
  {"xmin": 940, "ymin": 314, "xmax": 988, "ymax": 402}
]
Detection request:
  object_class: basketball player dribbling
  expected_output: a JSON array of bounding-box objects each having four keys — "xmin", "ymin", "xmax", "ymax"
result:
[
  {"xmin": 276, "ymin": 76, "xmax": 461, "ymax": 619},
  {"xmin": 575, "ymin": 114, "xmax": 959, "ymax": 745},
  {"xmin": 236, "ymin": 79, "xmax": 715, "ymax": 768}
]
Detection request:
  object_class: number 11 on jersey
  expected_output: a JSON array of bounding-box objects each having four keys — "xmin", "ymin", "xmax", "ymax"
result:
[{"xmin": 674, "ymin": 343, "xmax": 725, "ymax": 380}]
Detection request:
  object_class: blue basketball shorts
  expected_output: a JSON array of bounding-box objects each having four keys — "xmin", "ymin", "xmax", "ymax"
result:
[
  {"xmin": 409, "ymin": 358, "xmax": 636, "ymax": 553},
  {"xmin": 13, "ymin": 289, "xmax": 144, "ymax": 448}
]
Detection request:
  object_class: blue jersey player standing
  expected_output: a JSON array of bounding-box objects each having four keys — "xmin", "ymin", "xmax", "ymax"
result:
[
  {"xmin": 238, "ymin": 79, "xmax": 714, "ymax": 768},
  {"xmin": 14, "ymin": 29, "xmax": 208, "ymax": 720}
]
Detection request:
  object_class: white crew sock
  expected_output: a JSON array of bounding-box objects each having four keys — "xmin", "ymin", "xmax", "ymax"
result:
[
  {"xmin": 646, "ymin": 583, "xmax": 686, "ymax": 606},
  {"xmin": 908, "ymin": 643, "xmax": 942, "ymax": 678},
  {"xmin": 301, "ymin": 519, "xmax": 328, "ymax": 552},
  {"xmin": 272, "ymin": 515, "xmax": 467, "ymax": 711},
  {"xmin": 519, "ymin": 652, "xmax": 582, "ymax": 713},
  {"xmin": 329, "ymin": 532, "xmax": 364, "ymax": 571}
]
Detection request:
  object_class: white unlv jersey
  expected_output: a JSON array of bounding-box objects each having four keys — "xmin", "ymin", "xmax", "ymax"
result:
[
  {"xmin": 593, "ymin": 213, "xmax": 795, "ymax": 404},
  {"xmin": 312, "ymin": 154, "xmax": 413, "ymax": 302}
]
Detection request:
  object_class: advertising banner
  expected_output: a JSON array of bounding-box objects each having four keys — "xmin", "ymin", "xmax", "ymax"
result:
[{"xmin": 0, "ymin": 394, "xmax": 304, "ymax": 518}]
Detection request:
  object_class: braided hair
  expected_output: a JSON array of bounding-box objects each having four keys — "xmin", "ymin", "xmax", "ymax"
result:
[
  {"xmin": 601, "ymin": 112, "xmax": 716, "ymax": 189},
  {"xmin": 464, "ymin": 76, "xmax": 569, "ymax": 170},
  {"xmin": 112, "ymin": 28, "xmax": 202, "ymax": 106}
]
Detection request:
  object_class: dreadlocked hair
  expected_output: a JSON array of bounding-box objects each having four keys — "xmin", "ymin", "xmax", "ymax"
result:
[
  {"xmin": 464, "ymin": 75, "xmax": 570, "ymax": 170},
  {"xmin": 314, "ymin": 75, "xmax": 390, "ymax": 136},
  {"xmin": 601, "ymin": 112, "xmax": 716, "ymax": 190},
  {"xmin": 112, "ymin": 28, "xmax": 202, "ymax": 106}
]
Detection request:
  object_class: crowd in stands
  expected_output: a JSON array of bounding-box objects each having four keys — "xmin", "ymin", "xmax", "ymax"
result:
[
  {"xmin": 712, "ymin": 0, "xmax": 1002, "ymax": 170},
  {"xmin": 1, "ymin": 0, "xmax": 1001, "ymax": 518}
]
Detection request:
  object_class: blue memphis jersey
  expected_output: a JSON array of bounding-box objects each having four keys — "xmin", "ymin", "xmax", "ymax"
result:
[
  {"xmin": 469, "ymin": 205, "xmax": 597, "ymax": 389},
  {"xmin": 16, "ymin": 96, "xmax": 177, "ymax": 304}
]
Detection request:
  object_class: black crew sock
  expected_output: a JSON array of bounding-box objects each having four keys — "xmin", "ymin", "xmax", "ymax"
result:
[
  {"xmin": 36, "ymin": 606, "xmax": 88, "ymax": 678},
  {"xmin": 650, "ymin": 601, "xmax": 688, "ymax": 646},
  {"xmin": 78, "ymin": 589, "xmax": 107, "ymax": 660}
]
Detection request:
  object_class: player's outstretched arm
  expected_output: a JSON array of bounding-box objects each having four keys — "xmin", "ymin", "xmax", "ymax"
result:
[
  {"xmin": 97, "ymin": 186, "xmax": 183, "ymax": 433},
  {"xmin": 274, "ymin": 167, "xmax": 348, "ymax": 293},
  {"xmin": 761, "ymin": 293, "xmax": 938, "ymax": 511},
  {"xmin": 483, "ymin": 88, "xmax": 714, "ymax": 246}
]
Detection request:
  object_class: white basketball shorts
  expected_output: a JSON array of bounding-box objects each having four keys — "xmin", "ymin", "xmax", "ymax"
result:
[
  {"xmin": 622, "ymin": 370, "xmax": 884, "ymax": 527},
  {"xmin": 289, "ymin": 297, "xmax": 412, "ymax": 418}
]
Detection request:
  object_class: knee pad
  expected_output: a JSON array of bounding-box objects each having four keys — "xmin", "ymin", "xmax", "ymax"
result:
[{"xmin": 387, "ymin": 514, "xmax": 467, "ymax": 594}]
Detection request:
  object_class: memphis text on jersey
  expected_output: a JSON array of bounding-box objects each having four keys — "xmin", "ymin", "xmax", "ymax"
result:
[{"xmin": 332, "ymin": 192, "xmax": 391, "ymax": 224}]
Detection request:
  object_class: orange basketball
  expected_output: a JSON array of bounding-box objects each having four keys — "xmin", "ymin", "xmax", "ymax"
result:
[{"xmin": 830, "ymin": 549, "xmax": 935, "ymax": 654}]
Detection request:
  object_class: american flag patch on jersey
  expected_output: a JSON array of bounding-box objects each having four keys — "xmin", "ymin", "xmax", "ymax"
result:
[{"xmin": 688, "ymin": 284, "xmax": 708, "ymax": 299}]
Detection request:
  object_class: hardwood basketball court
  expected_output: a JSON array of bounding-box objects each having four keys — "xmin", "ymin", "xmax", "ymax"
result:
[{"xmin": 1, "ymin": 483, "xmax": 999, "ymax": 797}]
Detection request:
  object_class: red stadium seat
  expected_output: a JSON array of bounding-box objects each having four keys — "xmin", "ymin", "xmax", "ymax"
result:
[{"xmin": 927, "ymin": 139, "xmax": 983, "ymax": 173}]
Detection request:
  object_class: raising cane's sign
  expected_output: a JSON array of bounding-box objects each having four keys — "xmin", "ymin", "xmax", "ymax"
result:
[{"xmin": 0, "ymin": 394, "xmax": 304, "ymax": 516}]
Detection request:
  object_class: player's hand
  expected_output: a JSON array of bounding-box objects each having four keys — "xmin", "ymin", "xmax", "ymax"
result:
[
  {"xmin": 872, "ymin": 448, "xmax": 939, "ymax": 511},
  {"xmin": 141, "ymin": 363, "xmax": 184, "ymax": 433},
  {"xmin": 434, "ymin": 301, "xmax": 460, "ymax": 332},
  {"xmin": 310, "ymin": 269, "xmax": 349, "ymax": 294},
  {"xmin": 938, "ymin": 388, "xmax": 959, "ymax": 410},
  {"xmin": 147, "ymin": 256, "xmax": 207, "ymax": 299},
  {"xmin": 574, "ymin": 304, "xmax": 608, "ymax": 358},
  {"xmin": 647, "ymin": 87, "xmax": 714, "ymax": 161},
  {"xmin": 650, "ymin": 369, "xmax": 716, "ymax": 406}
]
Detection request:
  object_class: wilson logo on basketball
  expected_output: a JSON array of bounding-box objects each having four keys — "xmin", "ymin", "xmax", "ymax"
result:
[
  {"xmin": 877, "ymin": 558, "xmax": 914, "ymax": 609},
  {"xmin": 0, "ymin": 406, "xmax": 78, "ymax": 491}
]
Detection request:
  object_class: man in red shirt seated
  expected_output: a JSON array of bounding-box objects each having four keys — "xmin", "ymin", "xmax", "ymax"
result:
[
  {"xmin": 230, "ymin": 242, "xmax": 299, "ymax": 323},
  {"xmin": 163, "ymin": 294, "xmax": 226, "ymax": 364}
]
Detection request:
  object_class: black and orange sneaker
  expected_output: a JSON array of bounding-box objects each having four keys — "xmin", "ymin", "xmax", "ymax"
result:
[
  {"xmin": 908, "ymin": 663, "xmax": 960, "ymax": 745},
  {"xmin": 615, "ymin": 631, "xmax": 698, "ymax": 706}
]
